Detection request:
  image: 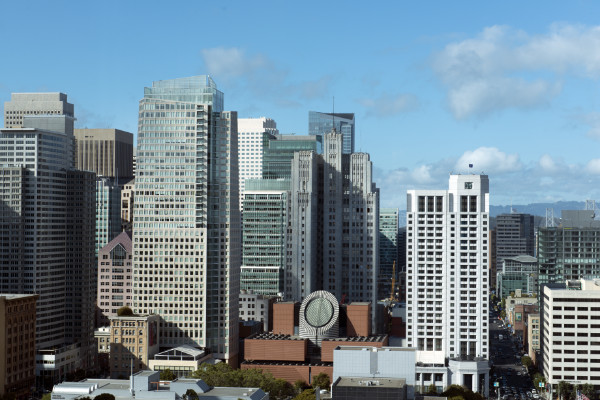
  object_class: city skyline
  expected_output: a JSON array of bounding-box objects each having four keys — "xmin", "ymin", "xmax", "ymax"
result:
[{"xmin": 2, "ymin": 1, "xmax": 600, "ymax": 209}]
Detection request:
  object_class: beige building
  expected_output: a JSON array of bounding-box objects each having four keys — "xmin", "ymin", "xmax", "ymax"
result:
[
  {"xmin": 527, "ymin": 314, "xmax": 540, "ymax": 366},
  {"xmin": 0, "ymin": 294, "xmax": 38, "ymax": 399},
  {"xmin": 109, "ymin": 315, "xmax": 160, "ymax": 378},
  {"xmin": 149, "ymin": 345, "xmax": 214, "ymax": 378},
  {"xmin": 120, "ymin": 178, "xmax": 135, "ymax": 230},
  {"xmin": 74, "ymin": 128, "xmax": 134, "ymax": 180}
]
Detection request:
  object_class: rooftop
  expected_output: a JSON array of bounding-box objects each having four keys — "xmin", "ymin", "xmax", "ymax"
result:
[{"xmin": 333, "ymin": 377, "xmax": 406, "ymax": 389}]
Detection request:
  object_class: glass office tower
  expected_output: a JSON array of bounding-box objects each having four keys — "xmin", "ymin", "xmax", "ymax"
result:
[
  {"xmin": 308, "ymin": 111, "xmax": 355, "ymax": 154},
  {"xmin": 133, "ymin": 76, "xmax": 240, "ymax": 364}
]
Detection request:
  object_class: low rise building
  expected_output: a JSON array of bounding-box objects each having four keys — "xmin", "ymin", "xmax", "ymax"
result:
[
  {"xmin": 497, "ymin": 255, "xmax": 538, "ymax": 298},
  {"xmin": 109, "ymin": 315, "xmax": 159, "ymax": 378},
  {"xmin": 51, "ymin": 370, "xmax": 268, "ymax": 400},
  {"xmin": 527, "ymin": 314, "xmax": 540, "ymax": 366},
  {"xmin": 239, "ymin": 290, "xmax": 277, "ymax": 332},
  {"xmin": 0, "ymin": 294, "xmax": 38, "ymax": 399},
  {"xmin": 149, "ymin": 346, "xmax": 215, "ymax": 378}
]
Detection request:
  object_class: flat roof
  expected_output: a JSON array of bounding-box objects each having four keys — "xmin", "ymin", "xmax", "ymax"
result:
[
  {"xmin": 334, "ymin": 377, "xmax": 406, "ymax": 388},
  {"xmin": 323, "ymin": 335, "xmax": 388, "ymax": 342},
  {"xmin": 335, "ymin": 346, "xmax": 415, "ymax": 352},
  {"xmin": 0, "ymin": 293, "xmax": 38, "ymax": 300}
]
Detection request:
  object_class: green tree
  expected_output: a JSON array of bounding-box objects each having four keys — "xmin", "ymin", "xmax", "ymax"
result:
[
  {"xmin": 558, "ymin": 381, "xmax": 575, "ymax": 400},
  {"xmin": 268, "ymin": 378, "xmax": 295, "ymax": 399},
  {"xmin": 41, "ymin": 394, "xmax": 51, "ymax": 400},
  {"xmin": 183, "ymin": 389, "xmax": 198, "ymax": 400},
  {"xmin": 579, "ymin": 383, "xmax": 595, "ymax": 400},
  {"xmin": 294, "ymin": 388, "xmax": 316, "ymax": 400},
  {"xmin": 160, "ymin": 368, "xmax": 176, "ymax": 381},
  {"xmin": 117, "ymin": 306, "xmax": 133, "ymax": 316},
  {"xmin": 521, "ymin": 355, "xmax": 533, "ymax": 369},
  {"xmin": 94, "ymin": 394, "xmax": 116, "ymax": 400},
  {"xmin": 427, "ymin": 383, "xmax": 438, "ymax": 394},
  {"xmin": 294, "ymin": 379, "xmax": 308, "ymax": 393},
  {"xmin": 532, "ymin": 373, "xmax": 545, "ymax": 391},
  {"xmin": 311, "ymin": 372, "xmax": 330, "ymax": 390},
  {"xmin": 500, "ymin": 310, "xmax": 506, "ymax": 319}
]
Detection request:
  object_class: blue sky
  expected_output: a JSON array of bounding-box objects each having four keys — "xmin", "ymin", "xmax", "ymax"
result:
[{"xmin": 2, "ymin": 0, "xmax": 600, "ymax": 209}]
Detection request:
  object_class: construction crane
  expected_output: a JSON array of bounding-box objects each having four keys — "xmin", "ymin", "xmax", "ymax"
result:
[{"xmin": 389, "ymin": 260, "xmax": 397, "ymax": 301}]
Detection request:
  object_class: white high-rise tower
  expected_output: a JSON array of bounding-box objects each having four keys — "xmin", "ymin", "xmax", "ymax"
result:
[
  {"xmin": 132, "ymin": 76, "xmax": 240, "ymax": 364},
  {"xmin": 406, "ymin": 174, "xmax": 490, "ymax": 396}
]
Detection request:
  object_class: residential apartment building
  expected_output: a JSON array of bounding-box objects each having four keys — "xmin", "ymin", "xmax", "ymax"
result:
[
  {"xmin": 0, "ymin": 93, "xmax": 96, "ymax": 384},
  {"xmin": 74, "ymin": 128, "xmax": 134, "ymax": 180},
  {"xmin": 541, "ymin": 279, "xmax": 600, "ymax": 388},
  {"xmin": 0, "ymin": 294, "xmax": 38, "ymax": 399},
  {"xmin": 109, "ymin": 315, "xmax": 160, "ymax": 378},
  {"xmin": 97, "ymin": 231, "xmax": 133, "ymax": 327},
  {"xmin": 287, "ymin": 131, "xmax": 379, "ymax": 318},
  {"xmin": 538, "ymin": 210, "xmax": 600, "ymax": 288},
  {"xmin": 132, "ymin": 76, "xmax": 240, "ymax": 364},
  {"xmin": 308, "ymin": 111, "xmax": 355, "ymax": 154},
  {"xmin": 237, "ymin": 117, "xmax": 278, "ymax": 210},
  {"xmin": 406, "ymin": 174, "xmax": 490, "ymax": 396}
]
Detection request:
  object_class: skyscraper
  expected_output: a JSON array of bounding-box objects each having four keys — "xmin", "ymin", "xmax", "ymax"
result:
[
  {"xmin": 379, "ymin": 208, "xmax": 399, "ymax": 299},
  {"xmin": 493, "ymin": 212, "xmax": 535, "ymax": 290},
  {"xmin": 288, "ymin": 131, "xmax": 379, "ymax": 316},
  {"xmin": 0, "ymin": 93, "xmax": 96, "ymax": 383},
  {"xmin": 308, "ymin": 111, "xmax": 355, "ymax": 154},
  {"xmin": 406, "ymin": 174, "xmax": 489, "ymax": 395},
  {"xmin": 132, "ymin": 76, "xmax": 240, "ymax": 364},
  {"xmin": 74, "ymin": 128, "xmax": 134, "ymax": 181},
  {"xmin": 237, "ymin": 117, "xmax": 278, "ymax": 210},
  {"xmin": 96, "ymin": 177, "xmax": 122, "ymax": 256}
]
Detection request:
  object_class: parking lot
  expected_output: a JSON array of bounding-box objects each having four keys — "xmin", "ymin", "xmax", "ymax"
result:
[{"xmin": 489, "ymin": 310, "xmax": 540, "ymax": 400}]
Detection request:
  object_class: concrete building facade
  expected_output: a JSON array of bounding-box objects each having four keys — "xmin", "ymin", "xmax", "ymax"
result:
[
  {"xmin": 497, "ymin": 255, "xmax": 538, "ymax": 298},
  {"xmin": 541, "ymin": 279, "xmax": 600, "ymax": 388},
  {"xmin": 97, "ymin": 231, "xmax": 133, "ymax": 327},
  {"xmin": 74, "ymin": 128, "xmax": 134, "ymax": 180},
  {"xmin": 406, "ymin": 174, "xmax": 490, "ymax": 395},
  {"xmin": 308, "ymin": 111, "xmax": 355, "ymax": 154},
  {"xmin": 132, "ymin": 76, "xmax": 240, "ymax": 364},
  {"xmin": 287, "ymin": 131, "xmax": 379, "ymax": 320},
  {"xmin": 0, "ymin": 94, "xmax": 96, "ymax": 385},
  {"xmin": 238, "ymin": 290, "xmax": 276, "ymax": 332},
  {"xmin": 109, "ymin": 315, "xmax": 160, "ymax": 379},
  {"xmin": 237, "ymin": 117, "xmax": 278, "ymax": 210}
]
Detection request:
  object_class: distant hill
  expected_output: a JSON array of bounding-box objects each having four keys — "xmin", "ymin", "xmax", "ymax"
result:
[{"xmin": 490, "ymin": 201, "xmax": 587, "ymax": 218}]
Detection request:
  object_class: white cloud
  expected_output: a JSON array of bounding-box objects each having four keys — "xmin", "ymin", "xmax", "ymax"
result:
[
  {"xmin": 538, "ymin": 154, "xmax": 559, "ymax": 173},
  {"xmin": 359, "ymin": 93, "xmax": 419, "ymax": 117},
  {"xmin": 586, "ymin": 159, "xmax": 600, "ymax": 174},
  {"xmin": 200, "ymin": 47, "xmax": 333, "ymax": 107},
  {"xmin": 573, "ymin": 112, "xmax": 600, "ymax": 139},
  {"xmin": 433, "ymin": 24, "xmax": 600, "ymax": 119},
  {"xmin": 201, "ymin": 47, "xmax": 270, "ymax": 80},
  {"xmin": 454, "ymin": 147, "xmax": 521, "ymax": 173}
]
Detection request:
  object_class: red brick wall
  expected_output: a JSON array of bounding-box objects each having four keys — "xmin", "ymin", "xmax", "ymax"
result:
[
  {"xmin": 244, "ymin": 338, "xmax": 307, "ymax": 362},
  {"xmin": 346, "ymin": 303, "xmax": 371, "ymax": 336}
]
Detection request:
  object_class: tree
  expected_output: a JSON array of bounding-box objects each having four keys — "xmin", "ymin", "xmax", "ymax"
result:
[
  {"xmin": 558, "ymin": 381, "xmax": 575, "ymax": 400},
  {"xmin": 532, "ymin": 373, "xmax": 545, "ymax": 392},
  {"xmin": 160, "ymin": 368, "xmax": 176, "ymax": 381},
  {"xmin": 117, "ymin": 306, "xmax": 133, "ymax": 316},
  {"xmin": 41, "ymin": 395, "xmax": 51, "ymax": 400},
  {"xmin": 294, "ymin": 379, "xmax": 308, "ymax": 393},
  {"xmin": 428, "ymin": 383, "xmax": 438, "ymax": 394},
  {"xmin": 94, "ymin": 394, "xmax": 116, "ymax": 400},
  {"xmin": 294, "ymin": 388, "xmax": 316, "ymax": 400},
  {"xmin": 521, "ymin": 355, "xmax": 533, "ymax": 369},
  {"xmin": 311, "ymin": 372, "xmax": 330, "ymax": 390},
  {"xmin": 579, "ymin": 383, "xmax": 595, "ymax": 400},
  {"xmin": 183, "ymin": 389, "xmax": 198, "ymax": 400}
]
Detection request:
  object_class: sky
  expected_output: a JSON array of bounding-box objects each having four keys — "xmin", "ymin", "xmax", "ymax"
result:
[{"xmin": 2, "ymin": 0, "xmax": 600, "ymax": 209}]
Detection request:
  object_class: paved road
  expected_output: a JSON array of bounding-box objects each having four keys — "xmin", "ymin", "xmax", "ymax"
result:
[{"xmin": 488, "ymin": 311, "xmax": 540, "ymax": 400}]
